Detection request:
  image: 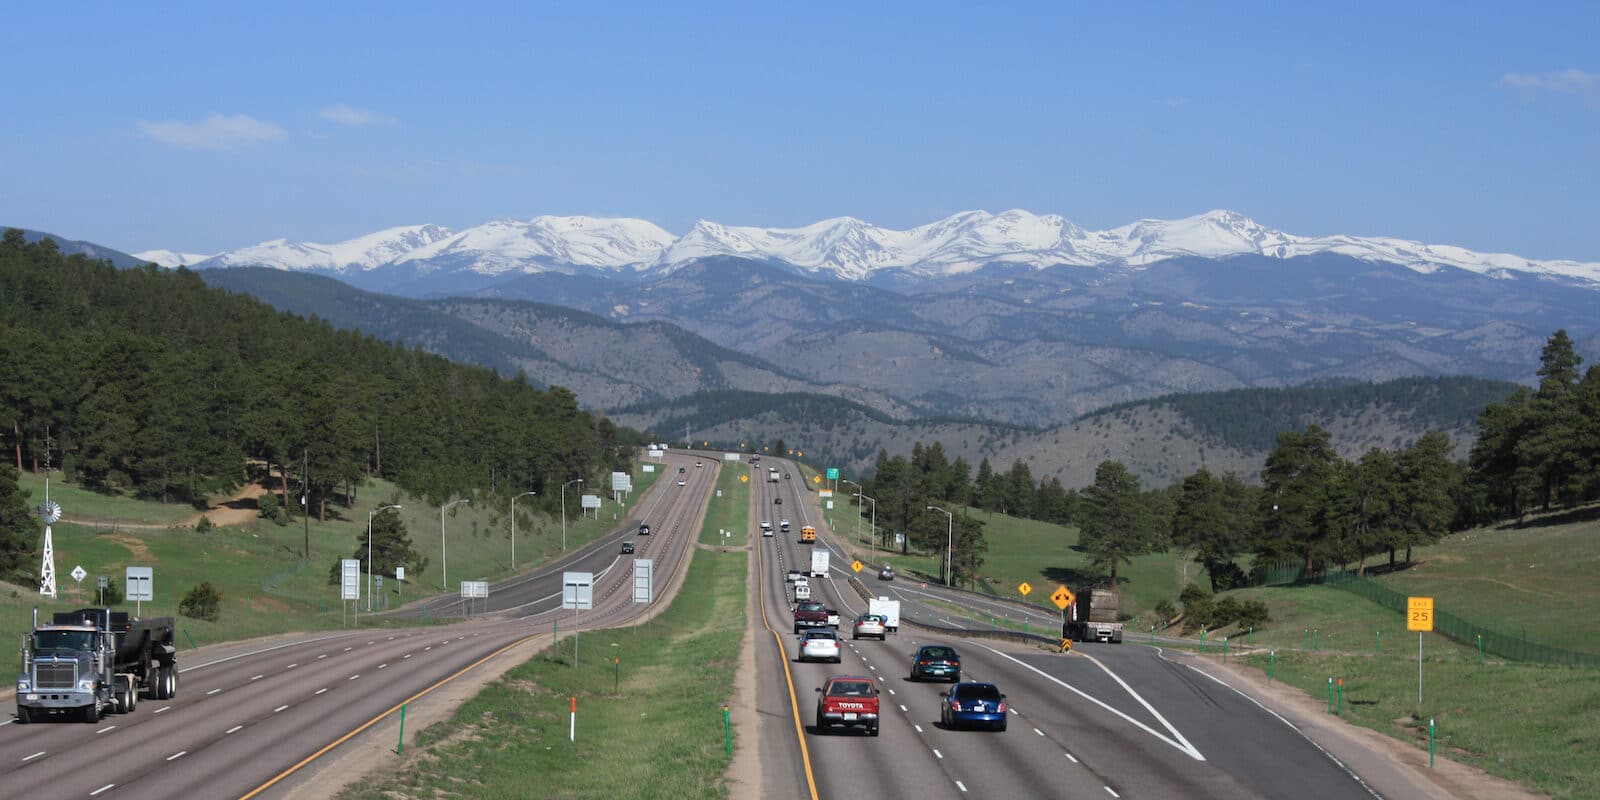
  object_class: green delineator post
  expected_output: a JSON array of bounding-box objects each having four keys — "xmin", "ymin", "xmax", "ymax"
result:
[
  {"xmin": 1337, "ymin": 678, "xmax": 1343, "ymax": 715},
  {"xmin": 1327, "ymin": 677, "xmax": 1334, "ymax": 713},
  {"xmin": 1429, "ymin": 717, "xmax": 1436, "ymax": 768},
  {"xmin": 723, "ymin": 706, "xmax": 732, "ymax": 756},
  {"xmin": 397, "ymin": 703, "xmax": 407, "ymax": 754},
  {"xmin": 1376, "ymin": 629, "xmax": 1381, "ymax": 656},
  {"xmin": 1313, "ymin": 628, "xmax": 1319, "ymax": 653},
  {"xmin": 1304, "ymin": 628, "xmax": 1310, "ymax": 650},
  {"xmin": 1269, "ymin": 651, "xmax": 1276, "ymax": 685},
  {"xmin": 1200, "ymin": 629, "xmax": 1208, "ymax": 653},
  {"xmin": 1223, "ymin": 637, "xmax": 1229, "ymax": 664},
  {"xmin": 1477, "ymin": 635, "xmax": 1485, "ymax": 665}
]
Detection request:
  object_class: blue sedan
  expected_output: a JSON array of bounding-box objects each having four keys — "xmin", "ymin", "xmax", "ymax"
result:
[{"xmin": 940, "ymin": 682, "xmax": 1007, "ymax": 731}]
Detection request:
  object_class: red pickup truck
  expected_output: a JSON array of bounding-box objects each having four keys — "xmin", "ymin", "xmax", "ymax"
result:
[
  {"xmin": 793, "ymin": 601, "xmax": 829, "ymax": 633},
  {"xmin": 815, "ymin": 675, "xmax": 880, "ymax": 736}
]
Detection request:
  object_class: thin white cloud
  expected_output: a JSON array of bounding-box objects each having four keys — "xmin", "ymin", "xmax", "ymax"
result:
[
  {"xmin": 321, "ymin": 104, "xmax": 396, "ymax": 127},
  {"xmin": 1495, "ymin": 68, "xmax": 1598, "ymax": 93},
  {"xmin": 137, "ymin": 113, "xmax": 287, "ymax": 150}
]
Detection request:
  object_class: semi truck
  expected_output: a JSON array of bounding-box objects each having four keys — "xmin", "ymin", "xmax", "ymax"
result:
[
  {"xmin": 810, "ymin": 550, "xmax": 830, "ymax": 577},
  {"xmin": 1063, "ymin": 588, "xmax": 1124, "ymax": 643},
  {"xmin": 768, "ymin": 468, "xmax": 780, "ymax": 483},
  {"xmin": 868, "ymin": 596, "xmax": 900, "ymax": 633},
  {"xmin": 15, "ymin": 607, "xmax": 178, "ymax": 723}
]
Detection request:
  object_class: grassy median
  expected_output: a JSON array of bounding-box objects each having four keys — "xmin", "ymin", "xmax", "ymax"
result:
[{"xmin": 338, "ymin": 463, "xmax": 750, "ymax": 800}]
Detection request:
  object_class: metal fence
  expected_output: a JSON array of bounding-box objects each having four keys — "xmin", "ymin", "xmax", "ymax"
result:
[{"xmin": 1252, "ymin": 562, "xmax": 1599, "ymax": 668}]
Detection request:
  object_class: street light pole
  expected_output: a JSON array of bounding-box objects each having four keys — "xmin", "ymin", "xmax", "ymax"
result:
[
  {"xmin": 926, "ymin": 505, "xmax": 953, "ymax": 587},
  {"xmin": 840, "ymin": 479, "xmax": 861, "ymax": 544},
  {"xmin": 561, "ymin": 478, "xmax": 584, "ymax": 551},
  {"xmin": 857, "ymin": 494, "xmax": 876, "ymax": 550},
  {"xmin": 511, "ymin": 491, "xmax": 537, "ymax": 569},
  {"xmin": 368, "ymin": 504, "xmax": 402, "ymax": 612},
  {"xmin": 440, "ymin": 498, "xmax": 469, "ymax": 591}
]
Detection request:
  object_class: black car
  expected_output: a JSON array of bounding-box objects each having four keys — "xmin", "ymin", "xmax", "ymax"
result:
[
  {"xmin": 909, "ymin": 644, "xmax": 961, "ymax": 682},
  {"xmin": 620, "ymin": 541, "xmax": 635, "ymax": 554},
  {"xmin": 774, "ymin": 496, "xmax": 782, "ymax": 505},
  {"xmin": 639, "ymin": 523, "xmax": 651, "ymax": 536}
]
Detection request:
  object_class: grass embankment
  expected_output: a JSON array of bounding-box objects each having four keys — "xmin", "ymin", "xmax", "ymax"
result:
[
  {"xmin": 3, "ymin": 463, "xmax": 659, "ymax": 646},
  {"xmin": 339, "ymin": 457, "xmax": 750, "ymax": 799}
]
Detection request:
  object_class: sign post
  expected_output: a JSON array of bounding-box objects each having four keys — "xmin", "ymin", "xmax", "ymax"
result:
[
  {"xmin": 563, "ymin": 572, "xmax": 594, "ymax": 669},
  {"xmin": 1408, "ymin": 596, "xmax": 1434, "ymax": 705}
]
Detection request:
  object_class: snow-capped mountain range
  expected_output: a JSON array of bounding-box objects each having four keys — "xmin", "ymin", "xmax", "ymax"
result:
[{"xmin": 137, "ymin": 210, "xmax": 1600, "ymax": 287}]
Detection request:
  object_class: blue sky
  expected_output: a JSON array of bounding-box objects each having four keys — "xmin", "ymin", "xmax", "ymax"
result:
[{"xmin": 2, "ymin": 3, "xmax": 1596, "ymax": 260}]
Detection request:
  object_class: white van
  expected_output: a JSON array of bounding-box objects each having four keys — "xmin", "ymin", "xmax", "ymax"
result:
[{"xmin": 793, "ymin": 583, "xmax": 812, "ymax": 601}]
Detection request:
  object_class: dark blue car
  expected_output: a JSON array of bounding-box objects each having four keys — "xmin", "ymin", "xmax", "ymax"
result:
[
  {"xmin": 909, "ymin": 644, "xmax": 961, "ymax": 682},
  {"xmin": 940, "ymin": 682, "xmax": 1007, "ymax": 731}
]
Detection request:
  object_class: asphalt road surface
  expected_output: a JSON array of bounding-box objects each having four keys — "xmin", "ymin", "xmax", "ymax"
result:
[{"xmin": 1, "ymin": 451, "xmax": 713, "ymax": 799}]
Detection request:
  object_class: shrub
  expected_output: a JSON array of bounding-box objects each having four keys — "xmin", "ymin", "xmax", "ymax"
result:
[
  {"xmin": 179, "ymin": 581, "xmax": 223, "ymax": 622},
  {"xmin": 99, "ymin": 579, "xmax": 124, "ymax": 605},
  {"xmin": 1153, "ymin": 598, "xmax": 1177, "ymax": 622},
  {"xmin": 195, "ymin": 515, "xmax": 215, "ymax": 534},
  {"xmin": 1208, "ymin": 562, "xmax": 1247, "ymax": 591},
  {"xmin": 257, "ymin": 492, "xmax": 287, "ymax": 525},
  {"xmin": 1179, "ymin": 582, "xmax": 1211, "ymax": 606}
]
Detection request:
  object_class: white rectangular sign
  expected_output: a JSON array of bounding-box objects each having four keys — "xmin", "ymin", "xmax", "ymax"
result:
[
  {"xmin": 826, "ymin": 500, "xmax": 834, "ymax": 509},
  {"xmin": 125, "ymin": 566, "xmax": 154, "ymax": 602},
  {"xmin": 460, "ymin": 580, "xmax": 489, "ymax": 599},
  {"xmin": 642, "ymin": 464, "xmax": 655, "ymax": 473},
  {"xmin": 724, "ymin": 452, "xmax": 739, "ymax": 460},
  {"xmin": 581, "ymin": 494, "xmax": 602, "ymax": 509},
  {"xmin": 340, "ymin": 559, "xmax": 360, "ymax": 600},
  {"xmin": 633, "ymin": 559, "xmax": 652, "ymax": 604},
  {"xmin": 819, "ymin": 490, "xmax": 832, "ymax": 498},
  {"xmin": 396, "ymin": 566, "xmax": 405, "ymax": 582},
  {"xmin": 647, "ymin": 449, "xmax": 664, "ymax": 458},
  {"xmin": 563, "ymin": 571, "xmax": 594, "ymax": 610},
  {"xmin": 611, "ymin": 471, "xmax": 630, "ymax": 491}
]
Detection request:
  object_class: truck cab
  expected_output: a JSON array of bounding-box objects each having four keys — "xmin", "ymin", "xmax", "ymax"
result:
[{"xmin": 15, "ymin": 608, "xmax": 177, "ymax": 724}]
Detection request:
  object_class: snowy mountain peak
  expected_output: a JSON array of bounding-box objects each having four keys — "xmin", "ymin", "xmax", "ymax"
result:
[
  {"xmin": 197, "ymin": 224, "xmax": 453, "ymax": 272},
  {"xmin": 134, "ymin": 249, "xmax": 213, "ymax": 268}
]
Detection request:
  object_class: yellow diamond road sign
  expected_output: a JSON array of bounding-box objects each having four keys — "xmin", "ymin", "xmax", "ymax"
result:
[
  {"xmin": 851, "ymin": 560, "xmax": 863, "ymax": 573},
  {"xmin": 1051, "ymin": 586, "xmax": 1075, "ymax": 610},
  {"xmin": 739, "ymin": 475, "xmax": 748, "ymax": 483},
  {"xmin": 813, "ymin": 475, "xmax": 822, "ymax": 483},
  {"xmin": 1408, "ymin": 596, "xmax": 1434, "ymax": 632},
  {"xmin": 1017, "ymin": 581, "xmax": 1033, "ymax": 596}
]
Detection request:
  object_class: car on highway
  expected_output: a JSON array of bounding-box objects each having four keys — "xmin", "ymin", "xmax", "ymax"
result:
[
  {"xmin": 780, "ymin": 519, "xmax": 791, "ymax": 532},
  {"xmin": 696, "ymin": 460, "xmax": 703, "ymax": 468},
  {"xmin": 909, "ymin": 644, "xmax": 961, "ymax": 682},
  {"xmin": 774, "ymin": 496, "xmax": 782, "ymax": 504},
  {"xmin": 814, "ymin": 676, "xmax": 880, "ymax": 736},
  {"xmin": 878, "ymin": 565, "xmax": 894, "ymax": 581},
  {"xmin": 677, "ymin": 479, "xmax": 686, "ymax": 486},
  {"xmin": 784, "ymin": 472, "xmax": 790, "ymax": 479},
  {"xmin": 761, "ymin": 521, "xmax": 774, "ymax": 536},
  {"xmin": 620, "ymin": 541, "xmax": 635, "ymax": 554},
  {"xmin": 852, "ymin": 613, "xmax": 888, "ymax": 640},
  {"xmin": 786, "ymin": 569, "xmax": 806, "ymax": 583},
  {"xmin": 639, "ymin": 523, "xmax": 651, "ymax": 536},
  {"xmin": 679, "ymin": 466, "xmax": 686, "ymax": 473},
  {"xmin": 826, "ymin": 609, "xmax": 841, "ymax": 628},
  {"xmin": 940, "ymin": 682, "xmax": 1007, "ymax": 731},
  {"xmin": 793, "ymin": 582, "xmax": 812, "ymax": 601},
  {"xmin": 797, "ymin": 629, "xmax": 842, "ymax": 663}
]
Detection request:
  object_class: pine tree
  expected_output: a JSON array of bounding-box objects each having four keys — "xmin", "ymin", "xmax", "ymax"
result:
[{"xmin": 1078, "ymin": 461, "xmax": 1160, "ymax": 585}]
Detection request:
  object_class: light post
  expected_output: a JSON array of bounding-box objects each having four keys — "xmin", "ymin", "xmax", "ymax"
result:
[
  {"xmin": 561, "ymin": 478, "xmax": 584, "ymax": 551},
  {"xmin": 926, "ymin": 505, "xmax": 953, "ymax": 587},
  {"xmin": 368, "ymin": 504, "xmax": 402, "ymax": 612},
  {"xmin": 440, "ymin": 498, "xmax": 469, "ymax": 591},
  {"xmin": 840, "ymin": 479, "xmax": 862, "ymax": 544},
  {"xmin": 857, "ymin": 493, "xmax": 876, "ymax": 550},
  {"xmin": 511, "ymin": 491, "xmax": 537, "ymax": 569}
]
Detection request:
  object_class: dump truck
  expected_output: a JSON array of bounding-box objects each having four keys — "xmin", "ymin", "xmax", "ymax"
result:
[
  {"xmin": 15, "ymin": 607, "xmax": 178, "ymax": 723},
  {"xmin": 1063, "ymin": 588, "xmax": 1124, "ymax": 643}
]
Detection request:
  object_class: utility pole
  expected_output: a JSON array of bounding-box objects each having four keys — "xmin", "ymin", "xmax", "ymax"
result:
[{"xmin": 303, "ymin": 448, "xmax": 310, "ymax": 560}]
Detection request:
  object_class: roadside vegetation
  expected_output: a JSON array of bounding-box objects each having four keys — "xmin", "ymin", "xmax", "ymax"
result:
[{"xmin": 339, "ymin": 456, "xmax": 750, "ymax": 799}]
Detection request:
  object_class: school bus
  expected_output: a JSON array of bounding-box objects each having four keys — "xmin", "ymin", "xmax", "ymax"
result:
[{"xmin": 800, "ymin": 525, "xmax": 816, "ymax": 543}]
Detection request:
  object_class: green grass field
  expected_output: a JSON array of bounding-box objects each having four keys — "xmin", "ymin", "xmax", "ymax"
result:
[
  {"xmin": 2, "ymin": 463, "xmax": 661, "ymax": 647},
  {"xmin": 338, "ymin": 463, "xmax": 748, "ymax": 799}
]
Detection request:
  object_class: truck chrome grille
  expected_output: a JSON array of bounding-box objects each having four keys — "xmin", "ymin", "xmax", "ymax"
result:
[{"xmin": 34, "ymin": 662, "xmax": 76, "ymax": 689}]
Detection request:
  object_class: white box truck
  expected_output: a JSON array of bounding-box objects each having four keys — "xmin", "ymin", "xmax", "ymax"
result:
[
  {"xmin": 868, "ymin": 596, "xmax": 900, "ymax": 633},
  {"xmin": 810, "ymin": 550, "xmax": 830, "ymax": 577}
]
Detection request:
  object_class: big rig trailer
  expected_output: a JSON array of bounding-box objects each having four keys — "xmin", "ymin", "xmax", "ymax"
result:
[{"xmin": 15, "ymin": 607, "xmax": 178, "ymax": 723}]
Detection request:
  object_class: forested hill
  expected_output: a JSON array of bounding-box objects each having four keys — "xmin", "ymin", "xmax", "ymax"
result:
[
  {"xmin": 1086, "ymin": 376, "xmax": 1520, "ymax": 453},
  {"xmin": 0, "ymin": 229, "xmax": 637, "ymax": 513}
]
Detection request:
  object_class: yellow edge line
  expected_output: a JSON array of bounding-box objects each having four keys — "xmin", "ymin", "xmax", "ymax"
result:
[
  {"xmin": 756, "ymin": 512, "xmax": 821, "ymax": 800},
  {"xmin": 239, "ymin": 632, "xmax": 542, "ymax": 799}
]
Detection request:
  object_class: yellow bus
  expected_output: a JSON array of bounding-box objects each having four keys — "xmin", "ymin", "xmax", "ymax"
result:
[{"xmin": 800, "ymin": 525, "xmax": 816, "ymax": 543}]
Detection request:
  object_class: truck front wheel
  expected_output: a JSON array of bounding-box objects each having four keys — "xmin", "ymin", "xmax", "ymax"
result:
[
  {"xmin": 14, "ymin": 706, "xmax": 31, "ymax": 724},
  {"xmin": 81, "ymin": 702, "xmax": 102, "ymax": 723}
]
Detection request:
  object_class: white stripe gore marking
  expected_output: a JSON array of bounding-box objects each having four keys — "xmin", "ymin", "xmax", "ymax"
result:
[
  {"xmin": 1105, "ymin": 788, "xmax": 1120, "ymax": 798},
  {"xmin": 275, "ymin": 705, "xmax": 289, "ymax": 713},
  {"xmin": 1080, "ymin": 651, "xmax": 1205, "ymax": 760},
  {"xmin": 96, "ymin": 725, "xmax": 116, "ymax": 735},
  {"xmin": 167, "ymin": 751, "xmax": 186, "ymax": 761},
  {"xmin": 91, "ymin": 784, "xmax": 115, "ymax": 796},
  {"xmin": 977, "ymin": 644, "xmax": 1205, "ymax": 761},
  {"xmin": 933, "ymin": 748, "xmax": 943, "ymax": 759},
  {"xmin": 22, "ymin": 751, "xmax": 44, "ymax": 762},
  {"xmin": 315, "ymin": 688, "xmax": 328, "ymax": 695},
  {"xmin": 153, "ymin": 706, "xmax": 171, "ymax": 714},
  {"xmin": 956, "ymin": 781, "xmax": 968, "ymax": 793},
  {"xmin": 227, "ymin": 725, "xmax": 243, "ymax": 734}
]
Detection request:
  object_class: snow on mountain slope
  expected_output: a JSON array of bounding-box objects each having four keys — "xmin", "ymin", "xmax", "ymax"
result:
[
  {"xmin": 197, "ymin": 224, "xmax": 453, "ymax": 272},
  {"xmin": 133, "ymin": 249, "xmax": 213, "ymax": 267},
  {"xmin": 177, "ymin": 210, "xmax": 1600, "ymax": 286},
  {"xmin": 395, "ymin": 216, "xmax": 674, "ymax": 274}
]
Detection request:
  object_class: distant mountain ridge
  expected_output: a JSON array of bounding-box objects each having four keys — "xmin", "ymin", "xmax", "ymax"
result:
[{"xmin": 144, "ymin": 209, "xmax": 1600, "ymax": 290}]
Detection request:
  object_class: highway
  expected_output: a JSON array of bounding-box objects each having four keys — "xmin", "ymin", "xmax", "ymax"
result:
[
  {"xmin": 753, "ymin": 457, "xmax": 1386, "ymax": 800},
  {"xmin": 0, "ymin": 451, "xmax": 714, "ymax": 799}
]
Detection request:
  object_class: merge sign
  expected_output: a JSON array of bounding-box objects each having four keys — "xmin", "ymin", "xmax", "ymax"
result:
[
  {"xmin": 1051, "ymin": 586, "xmax": 1075, "ymax": 611},
  {"xmin": 126, "ymin": 566, "xmax": 154, "ymax": 602},
  {"xmin": 563, "ymin": 571, "xmax": 594, "ymax": 610},
  {"xmin": 1407, "ymin": 596, "xmax": 1435, "ymax": 631},
  {"xmin": 340, "ymin": 559, "xmax": 360, "ymax": 600},
  {"xmin": 633, "ymin": 559, "xmax": 652, "ymax": 604}
]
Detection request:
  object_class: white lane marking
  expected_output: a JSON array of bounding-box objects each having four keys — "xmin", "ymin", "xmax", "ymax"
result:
[
  {"xmin": 956, "ymin": 781, "xmax": 968, "ymax": 793},
  {"xmin": 167, "ymin": 751, "xmax": 186, "ymax": 761},
  {"xmin": 1171, "ymin": 655, "xmax": 1383, "ymax": 799},
  {"xmin": 207, "ymin": 688, "xmax": 221, "ymax": 696},
  {"xmin": 90, "ymin": 784, "xmax": 115, "ymax": 796},
  {"xmin": 22, "ymin": 751, "xmax": 44, "ymax": 762},
  {"xmin": 1065, "ymin": 752, "xmax": 1079, "ymax": 763},
  {"xmin": 868, "ymin": 665, "xmax": 876, "ymax": 671},
  {"xmin": 424, "ymin": 646, "xmax": 432, "ymax": 651},
  {"xmin": 915, "ymin": 724, "xmax": 924, "ymax": 733},
  {"xmin": 96, "ymin": 725, "xmax": 116, "ymax": 734},
  {"xmin": 1034, "ymin": 727, "xmax": 1044, "ymax": 736},
  {"xmin": 900, "ymin": 704, "xmax": 908, "ymax": 712},
  {"xmin": 275, "ymin": 705, "xmax": 289, "ymax": 713},
  {"xmin": 977, "ymin": 644, "xmax": 1205, "ymax": 761},
  {"xmin": 227, "ymin": 725, "xmax": 243, "ymax": 734},
  {"xmin": 315, "ymin": 688, "xmax": 328, "ymax": 695},
  {"xmin": 344, "ymin": 647, "xmax": 353, "ymax": 652},
  {"xmin": 387, "ymin": 636, "xmax": 395, "ymax": 640},
  {"xmin": 1079, "ymin": 650, "xmax": 1205, "ymax": 760},
  {"xmin": 378, "ymin": 663, "xmax": 388, "ymax": 669},
  {"xmin": 887, "ymin": 689, "xmax": 896, "ymax": 696},
  {"xmin": 403, "ymin": 654, "xmax": 412, "ymax": 659},
  {"xmin": 933, "ymin": 748, "xmax": 943, "ymax": 759},
  {"xmin": 367, "ymin": 641, "xmax": 375, "ymax": 645},
  {"xmin": 1105, "ymin": 788, "xmax": 1119, "ymax": 798},
  {"xmin": 250, "ymin": 675, "xmax": 264, "ymax": 681},
  {"xmin": 349, "ymin": 674, "xmax": 361, "ymax": 681},
  {"xmin": 317, "ymin": 654, "xmax": 328, "ymax": 659},
  {"xmin": 153, "ymin": 706, "xmax": 171, "ymax": 714},
  {"xmin": 286, "ymin": 663, "xmax": 297, "ymax": 669},
  {"xmin": 179, "ymin": 632, "xmax": 345, "ymax": 674}
]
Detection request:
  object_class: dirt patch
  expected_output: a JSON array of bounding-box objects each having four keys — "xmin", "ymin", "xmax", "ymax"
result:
[
  {"xmin": 197, "ymin": 481, "xmax": 267, "ymax": 528},
  {"xmin": 106, "ymin": 532, "xmax": 153, "ymax": 561}
]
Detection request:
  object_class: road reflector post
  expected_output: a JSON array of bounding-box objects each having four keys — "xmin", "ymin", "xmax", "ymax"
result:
[
  {"xmin": 1337, "ymin": 678, "xmax": 1343, "ymax": 715},
  {"xmin": 396, "ymin": 702, "xmax": 406, "ymax": 754},
  {"xmin": 724, "ymin": 705, "xmax": 732, "ymax": 756},
  {"xmin": 1477, "ymin": 635, "xmax": 1484, "ymax": 665},
  {"xmin": 570, "ymin": 696, "xmax": 577, "ymax": 742},
  {"xmin": 1269, "ymin": 651, "xmax": 1275, "ymax": 685},
  {"xmin": 1200, "ymin": 629, "xmax": 1208, "ymax": 653},
  {"xmin": 1313, "ymin": 628, "xmax": 1319, "ymax": 653},
  {"xmin": 1429, "ymin": 717, "xmax": 1436, "ymax": 768},
  {"xmin": 1327, "ymin": 677, "xmax": 1334, "ymax": 714},
  {"xmin": 1376, "ymin": 629, "xmax": 1381, "ymax": 656}
]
